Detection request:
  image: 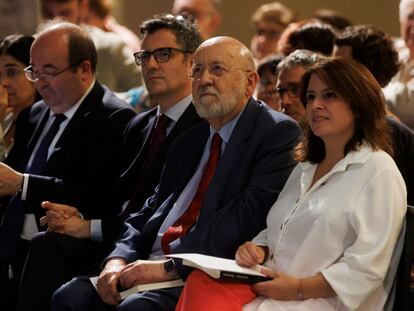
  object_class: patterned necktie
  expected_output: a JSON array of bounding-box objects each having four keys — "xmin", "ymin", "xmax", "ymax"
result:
[
  {"xmin": 28, "ymin": 114, "xmax": 66, "ymax": 175},
  {"xmin": 121, "ymin": 114, "xmax": 171, "ymax": 216},
  {"xmin": 161, "ymin": 133, "xmax": 222, "ymax": 254}
]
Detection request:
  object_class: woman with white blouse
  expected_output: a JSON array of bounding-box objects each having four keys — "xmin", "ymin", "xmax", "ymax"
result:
[{"xmin": 175, "ymin": 57, "xmax": 407, "ymax": 311}]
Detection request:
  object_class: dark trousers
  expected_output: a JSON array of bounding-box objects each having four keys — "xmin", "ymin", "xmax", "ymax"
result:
[
  {"xmin": 17, "ymin": 232, "xmax": 105, "ymax": 311},
  {"xmin": 52, "ymin": 276, "xmax": 183, "ymax": 311},
  {"xmin": 0, "ymin": 239, "xmax": 29, "ymax": 311}
]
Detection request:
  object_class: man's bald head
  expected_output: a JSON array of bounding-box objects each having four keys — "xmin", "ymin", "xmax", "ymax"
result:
[
  {"xmin": 191, "ymin": 36, "xmax": 259, "ymax": 130},
  {"xmin": 197, "ymin": 36, "xmax": 256, "ymax": 72}
]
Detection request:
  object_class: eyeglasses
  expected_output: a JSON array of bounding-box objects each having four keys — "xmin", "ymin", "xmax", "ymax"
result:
[
  {"xmin": 0, "ymin": 66, "xmax": 24, "ymax": 81},
  {"xmin": 134, "ymin": 47, "xmax": 191, "ymax": 66},
  {"xmin": 190, "ymin": 63, "xmax": 250, "ymax": 79},
  {"xmin": 276, "ymin": 83, "xmax": 299, "ymax": 98},
  {"xmin": 23, "ymin": 60, "xmax": 83, "ymax": 83}
]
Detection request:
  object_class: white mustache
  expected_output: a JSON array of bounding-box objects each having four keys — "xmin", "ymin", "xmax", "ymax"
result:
[{"xmin": 198, "ymin": 87, "xmax": 219, "ymax": 97}]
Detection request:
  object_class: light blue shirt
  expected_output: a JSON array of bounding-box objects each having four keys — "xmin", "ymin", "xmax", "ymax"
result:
[
  {"xmin": 90, "ymin": 94, "xmax": 193, "ymax": 242},
  {"xmin": 150, "ymin": 108, "xmax": 243, "ymax": 256}
]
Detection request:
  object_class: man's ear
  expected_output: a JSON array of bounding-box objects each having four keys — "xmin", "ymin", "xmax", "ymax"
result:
[
  {"xmin": 79, "ymin": 60, "xmax": 93, "ymax": 80},
  {"xmin": 186, "ymin": 54, "xmax": 195, "ymax": 78},
  {"xmin": 245, "ymin": 71, "xmax": 259, "ymax": 98}
]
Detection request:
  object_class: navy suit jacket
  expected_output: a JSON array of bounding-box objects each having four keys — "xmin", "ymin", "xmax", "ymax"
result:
[
  {"xmin": 101, "ymin": 103, "xmax": 201, "ymax": 246},
  {"xmin": 0, "ymin": 81, "xmax": 135, "ymax": 259},
  {"xmin": 108, "ymin": 98, "xmax": 302, "ymax": 277}
]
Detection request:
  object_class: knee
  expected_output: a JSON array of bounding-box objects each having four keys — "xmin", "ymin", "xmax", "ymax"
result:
[{"xmin": 51, "ymin": 281, "xmax": 72, "ymax": 310}]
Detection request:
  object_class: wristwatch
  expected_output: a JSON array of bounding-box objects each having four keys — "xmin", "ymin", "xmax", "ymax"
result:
[{"xmin": 164, "ymin": 258, "xmax": 176, "ymax": 274}]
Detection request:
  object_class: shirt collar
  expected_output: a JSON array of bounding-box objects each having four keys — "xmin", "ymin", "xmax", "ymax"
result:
[
  {"xmin": 300, "ymin": 143, "xmax": 374, "ymax": 173},
  {"xmin": 50, "ymin": 79, "xmax": 96, "ymax": 121},
  {"xmin": 157, "ymin": 94, "xmax": 192, "ymax": 123},
  {"xmin": 209, "ymin": 104, "xmax": 246, "ymax": 144}
]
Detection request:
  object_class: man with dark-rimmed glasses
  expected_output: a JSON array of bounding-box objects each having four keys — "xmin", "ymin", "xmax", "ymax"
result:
[
  {"xmin": 276, "ymin": 49, "xmax": 322, "ymax": 127},
  {"xmin": 16, "ymin": 14, "xmax": 203, "ymax": 311},
  {"xmin": 0, "ymin": 19, "xmax": 136, "ymax": 311}
]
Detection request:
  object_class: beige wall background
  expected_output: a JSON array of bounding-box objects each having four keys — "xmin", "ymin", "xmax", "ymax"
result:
[{"xmin": 114, "ymin": 0, "xmax": 401, "ymax": 48}]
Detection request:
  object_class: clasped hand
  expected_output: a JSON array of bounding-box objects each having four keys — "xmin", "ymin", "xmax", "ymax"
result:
[
  {"xmin": 40, "ymin": 201, "xmax": 91, "ymax": 238},
  {"xmin": 97, "ymin": 259, "xmax": 173, "ymax": 306}
]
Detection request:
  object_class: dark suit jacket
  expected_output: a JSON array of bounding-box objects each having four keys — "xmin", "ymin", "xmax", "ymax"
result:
[
  {"xmin": 0, "ymin": 81, "xmax": 135, "ymax": 258},
  {"xmin": 101, "ymin": 103, "xmax": 201, "ymax": 246},
  {"xmin": 108, "ymin": 98, "xmax": 302, "ymax": 278},
  {"xmin": 387, "ymin": 117, "xmax": 414, "ymax": 206}
]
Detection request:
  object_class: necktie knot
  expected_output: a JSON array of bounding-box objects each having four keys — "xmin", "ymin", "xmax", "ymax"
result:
[
  {"xmin": 53, "ymin": 114, "xmax": 67, "ymax": 125},
  {"xmin": 210, "ymin": 133, "xmax": 222, "ymax": 153},
  {"xmin": 155, "ymin": 114, "xmax": 171, "ymax": 131}
]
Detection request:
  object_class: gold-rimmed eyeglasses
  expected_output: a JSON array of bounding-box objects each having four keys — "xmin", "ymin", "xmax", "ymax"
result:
[{"xmin": 24, "ymin": 60, "xmax": 84, "ymax": 83}]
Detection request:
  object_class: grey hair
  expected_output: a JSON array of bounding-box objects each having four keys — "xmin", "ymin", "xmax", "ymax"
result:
[{"xmin": 277, "ymin": 49, "xmax": 324, "ymax": 72}]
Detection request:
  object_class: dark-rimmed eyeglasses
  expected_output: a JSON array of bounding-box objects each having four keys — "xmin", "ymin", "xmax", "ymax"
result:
[
  {"xmin": 276, "ymin": 83, "xmax": 299, "ymax": 98},
  {"xmin": 134, "ymin": 47, "xmax": 191, "ymax": 66},
  {"xmin": 23, "ymin": 60, "xmax": 84, "ymax": 83}
]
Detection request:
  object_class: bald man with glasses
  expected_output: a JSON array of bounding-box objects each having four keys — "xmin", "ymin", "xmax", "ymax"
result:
[{"xmin": 0, "ymin": 19, "xmax": 136, "ymax": 310}]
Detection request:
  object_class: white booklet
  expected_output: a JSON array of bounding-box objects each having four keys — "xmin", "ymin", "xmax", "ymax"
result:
[
  {"xmin": 89, "ymin": 276, "xmax": 185, "ymax": 300},
  {"xmin": 168, "ymin": 253, "xmax": 271, "ymax": 283}
]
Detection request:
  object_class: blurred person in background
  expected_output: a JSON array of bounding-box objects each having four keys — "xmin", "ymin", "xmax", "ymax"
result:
[
  {"xmin": 255, "ymin": 53, "xmax": 283, "ymax": 111},
  {"xmin": 40, "ymin": 0, "xmax": 140, "ymax": 93},
  {"xmin": 0, "ymin": 35, "xmax": 40, "ymax": 161},
  {"xmin": 250, "ymin": 2, "xmax": 296, "ymax": 61},
  {"xmin": 172, "ymin": 0, "xmax": 222, "ymax": 40}
]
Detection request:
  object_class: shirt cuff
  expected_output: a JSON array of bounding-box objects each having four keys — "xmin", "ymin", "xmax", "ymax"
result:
[
  {"xmin": 21, "ymin": 173, "xmax": 30, "ymax": 201},
  {"xmin": 90, "ymin": 219, "xmax": 103, "ymax": 242}
]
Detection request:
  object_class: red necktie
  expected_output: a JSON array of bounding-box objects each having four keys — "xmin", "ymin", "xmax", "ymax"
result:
[
  {"xmin": 161, "ymin": 133, "xmax": 222, "ymax": 254},
  {"xmin": 122, "ymin": 114, "xmax": 171, "ymax": 216},
  {"xmin": 143, "ymin": 114, "xmax": 171, "ymax": 171}
]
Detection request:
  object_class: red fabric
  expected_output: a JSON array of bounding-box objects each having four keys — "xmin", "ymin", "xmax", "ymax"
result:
[
  {"xmin": 175, "ymin": 270, "xmax": 257, "ymax": 311},
  {"xmin": 161, "ymin": 133, "xmax": 222, "ymax": 254},
  {"xmin": 143, "ymin": 114, "xmax": 171, "ymax": 170}
]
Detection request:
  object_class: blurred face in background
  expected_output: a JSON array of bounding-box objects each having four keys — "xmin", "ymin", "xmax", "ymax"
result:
[
  {"xmin": 256, "ymin": 68, "xmax": 280, "ymax": 111},
  {"xmin": 251, "ymin": 21, "xmax": 285, "ymax": 60},
  {"xmin": 400, "ymin": 0, "xmax": 414, "ymax": 53},
  {"xmin": 40, "ymin": 0, "xmax": 85, "ymax": 23},
  {"xmin": 172, "ymin": 0, "xmax": 221, "ymax": 39},
  {"xmin": 0, "ymin": 54, "xmax": 36, "ymax": 116}
]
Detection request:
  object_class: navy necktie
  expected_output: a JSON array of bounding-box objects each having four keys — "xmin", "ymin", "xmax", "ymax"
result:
[{"xmin": 28, "ymin": 114, "xmax": 66, "ymax": 175}]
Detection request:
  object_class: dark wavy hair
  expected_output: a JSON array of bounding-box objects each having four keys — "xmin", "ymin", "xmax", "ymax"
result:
[
  {"xmin": 139, "ymin": 14, "xmax": 202, "ymax": 53},
  {"xmin": 335, "ymin": 25, "xmax": 400, "ymax": 87},
  {"xmin": 296, "ymin": 57, "xmax": 393, "ymax": 163},
  {"xmin": 287, "ymin": 21, "xmax": 336, "ymax": 56},
  {"xmin": 0, "ymin": 34, "xmax": 34, "ymax": 66}
]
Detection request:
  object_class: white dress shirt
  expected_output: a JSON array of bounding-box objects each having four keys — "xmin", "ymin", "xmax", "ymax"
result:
[{"xmin": 244, "ymin": 145, "xmax": 407, "ymax": 311}]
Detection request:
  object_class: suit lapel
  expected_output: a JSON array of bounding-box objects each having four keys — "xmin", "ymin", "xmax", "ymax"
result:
[
  {"xmin": 26, "ymin": 106, "xmax": 50, "ymax": 155},
  {"xmin": 54, "ymin": 82, "xmax": 104, "ymax": 149},
  {"xmin": 202, "ymin": 99, "xmax": 261, "ymax": 214}
]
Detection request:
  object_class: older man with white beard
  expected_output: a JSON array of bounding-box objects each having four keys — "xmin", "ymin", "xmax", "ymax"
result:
[{"xmin": 51, "ymin": 36, "xmax": 301, "ymax": 311}]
